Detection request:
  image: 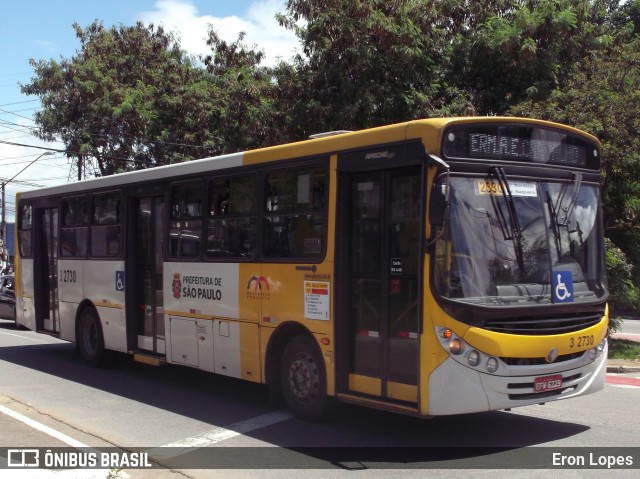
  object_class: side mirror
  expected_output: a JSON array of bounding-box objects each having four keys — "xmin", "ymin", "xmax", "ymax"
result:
[
  {"xmin": 429, "ymin": 181, "xmax": 448, "ymax": 227},
  {"xmin": 424, "ymin": 155, "xmax": 450, "ymax": 228}
]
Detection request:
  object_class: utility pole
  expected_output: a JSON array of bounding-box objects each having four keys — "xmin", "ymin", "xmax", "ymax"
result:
[
  {"xmin": 1, "ymin": 180, "xmax": 6, "ymax": 270},
  {"xmin": 68, "ymin": 153, "xmax": 95, "ymax": 182},
  {"xmin": 0, "ymin": 151, "xmax": 55, "ymax": 270}
]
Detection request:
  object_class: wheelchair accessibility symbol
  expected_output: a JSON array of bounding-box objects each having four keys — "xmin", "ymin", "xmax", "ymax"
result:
[
  {"xmin": 552, "ymin": 271, "xmax": 573, "ymax": 303},
  {"xmin": 116, "ymin": 271, "xmax": 125, "ymax": 292}
]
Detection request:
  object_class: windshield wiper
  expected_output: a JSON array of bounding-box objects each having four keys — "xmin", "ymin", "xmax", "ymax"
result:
[
  {"xmin": 546, "ymin": 191, "xmax": 562, "ymax": 258},
  {"xmin": 547, "ymin": 172, "xmax": 583, "ymax": 256},
  {"xmin": 556, "ymin": 172, "xmax": 583, "ymax": 227},
  {"xmin": 489, "ymin": 166, "xmax": 525, "ymax": 279}
]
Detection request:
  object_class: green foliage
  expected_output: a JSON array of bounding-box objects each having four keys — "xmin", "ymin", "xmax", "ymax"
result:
[
  {"xmin": 443, "ymin": 0, "xmax": 618, "ymax": 114},
  {"xmin": 507, "ymin": 14, "xmax": 640, "ymax": 307},
  {"xmin": 609, "ymin": 316, "xmax": 623, "ymax": 334},
  {"xmin": 276, "ymin": 0, "xmax": 469, "ymax": 134},
  {"xmin": 21, "ymin": 21, "xmax": 216, "ymax": 175},
  {"xmin": 200, "ymin": 30, "xmax": 287, "ymax": 151},
  {"xmin": 604, "ymin": 238, "xmax": 640, "ymax": 313},
  {"xmin": 18, "ymin": 2, "xmax": 640, "ymax": 301},
  {"xmin": 608, "ymin": 338, "xmax": 640, "ymax": 359},
  {"xmin": 510, "ymin": 38, "xmax": 640, "ymax": 235}
]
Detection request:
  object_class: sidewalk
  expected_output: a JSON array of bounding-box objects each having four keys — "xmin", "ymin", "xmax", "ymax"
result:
[
  {"xmin": 607, "ymin": 331, "xmax": 640, "ymax": 373},
  {"xmin": 0, "ymin": 397, "xmax": 178, "ymax": 479}
]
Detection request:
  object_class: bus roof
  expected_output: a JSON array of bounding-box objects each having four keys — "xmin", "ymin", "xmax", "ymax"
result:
[{"xmin": 19, "ymin": 117, "xmax": 599, "ymax": 199}]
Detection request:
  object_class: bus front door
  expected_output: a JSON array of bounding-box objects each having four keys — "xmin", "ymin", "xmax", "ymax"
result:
[
  {"xmin": 344, "ymin": 167, "xmax": 421, "ymax": 404},
  {"xmin": 133, "ymin": 196, "xmax": 166, "ymax": 355}
]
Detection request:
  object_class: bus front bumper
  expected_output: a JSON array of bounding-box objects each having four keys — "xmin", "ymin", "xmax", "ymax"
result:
[{"xmin": 427, "ymin": 342, "xmax": 608, "ymax": 416}]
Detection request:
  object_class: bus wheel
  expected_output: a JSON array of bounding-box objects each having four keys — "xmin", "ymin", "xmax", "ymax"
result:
[
  {"xmin": 77, "ymin": 308, "xmax": 107, "ymax": 367},
  {"xmin": 281, "ymin": 335, "xmax": 328, "ymax": 421}
]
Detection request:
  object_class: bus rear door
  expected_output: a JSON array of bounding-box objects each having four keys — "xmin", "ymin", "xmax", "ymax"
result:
[
  {"xmin": 127, "ymin": 195, "xmax": 166, "ymax": 356},
  {"xmin": 34, "ymin": 207, "xmax": 60, "ymax": 334}
]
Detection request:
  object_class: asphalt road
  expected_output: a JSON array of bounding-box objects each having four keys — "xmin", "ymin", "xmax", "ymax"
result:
[
  {"xmin": 0, "ymin": 318, "xmax": 638, "ymax": 479},
  {"xmin": 619, "ymin": 317, "xmax": 640, "ymax": 337}
]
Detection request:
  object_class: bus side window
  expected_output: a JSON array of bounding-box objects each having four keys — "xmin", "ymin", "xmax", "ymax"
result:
[
  {"xmin": 170, "ymin": 181, "xmax": 203, "ymax": 259},
  {"xmin": 61, "ymin": 197, "xmax": 89, "ymax": 258},
  {"xmin": 91, "ymin": 192, "xmax": 121, "ymax": 258},
  {"xmin": 172, "ymin": 181, "xmax": 202, "ymax": 219},
  {"xmin": 262, "ymin": 166, "xmax": 326, "ymax": 259},
  {"xmin": 206, "ymin": 175, "xmax": 257, "ymax": 259},
  {"xmin": 18, "ymin": 204, "xmax": 33, "ymax": 257}
]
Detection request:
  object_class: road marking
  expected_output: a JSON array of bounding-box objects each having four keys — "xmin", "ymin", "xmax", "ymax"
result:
[
  {"xmin": 147, "ymin": 410, "xmax": 293, "ymax": 461},
  {"xmin": 606, "ymin": 374, "xmax": 640, "ymax": 389},
  {"xmin": 0, "ymin": 330, "xmax": 52, "ymax": 343},
  {"xmin": 157, "ymin": 410, "xmax": 293, "ymax": 448},
  {"xmin": 0, "ymin": 404, "xmax": 88, "ymax": 448},
  {"xmin": 0, "ymin": 406, "xmax": 114, "ymax": 478}
]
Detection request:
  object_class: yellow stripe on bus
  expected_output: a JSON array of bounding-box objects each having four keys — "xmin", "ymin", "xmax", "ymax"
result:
[
  {"xmin": 93, "ymin": 301, "xmax": 124, "ymax": 310},
  {"xmin": 463, "ymin": 316, "xmax": 608, "ymax": 358}
]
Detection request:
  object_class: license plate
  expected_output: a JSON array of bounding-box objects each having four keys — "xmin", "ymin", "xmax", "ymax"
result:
[{"xmin": 534, "ymin": 374, "xmax": 563, "ymax": 393}]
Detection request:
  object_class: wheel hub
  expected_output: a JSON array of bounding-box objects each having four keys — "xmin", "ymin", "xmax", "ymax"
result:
[{"xmin": 289, "ymin": 354, "xmax": 317, "ymax": 399}]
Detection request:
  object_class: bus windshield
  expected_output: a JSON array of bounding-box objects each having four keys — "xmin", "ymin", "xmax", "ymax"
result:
[{"xmin": 434, "ymin": 176, "xmax": 606, "ymax": 306}]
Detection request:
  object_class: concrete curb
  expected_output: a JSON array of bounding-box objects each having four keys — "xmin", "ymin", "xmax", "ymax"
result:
[{"xmin": 606, "ymin": 365, "xmax": 640, "ymax": 374}]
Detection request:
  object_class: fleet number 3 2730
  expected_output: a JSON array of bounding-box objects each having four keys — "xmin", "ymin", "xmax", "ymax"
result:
[{"xmin": 569, "ymin": 335, "xmax": 595, "ymax": 348}]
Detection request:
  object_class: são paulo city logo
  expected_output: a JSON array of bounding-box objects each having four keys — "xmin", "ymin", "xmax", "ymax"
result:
[
  {"xmin": 172, "ymin": 272, "xmax": 224, "ymax": 301},
  {"xmin": 172, "ymin": 273, "xmax": 182, "ymax": 299}
]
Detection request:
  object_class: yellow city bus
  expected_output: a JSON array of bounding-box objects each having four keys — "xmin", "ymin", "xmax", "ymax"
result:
[{"xmin": 14, "ymin": 117, "xmax": 609, "ymax": 420}]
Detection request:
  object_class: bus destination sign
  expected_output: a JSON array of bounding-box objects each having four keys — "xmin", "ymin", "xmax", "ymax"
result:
[{"xmin": 442, "ymin": 124, "xmax": 600, "ymax": 169}]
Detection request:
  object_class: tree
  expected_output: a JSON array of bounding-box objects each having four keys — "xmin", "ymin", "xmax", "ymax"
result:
[
  {"xmin": 201, "ymin": 31, "xmax": 290, "ymax": 151},
  {"xmin": 510, "ymin": 39, "xmax": 640, "ymax": 232},
  {"xmin": 605, "ymin": 238, "xmax": 640, "ymax": 313},
  {"xmin": 22, "ymin": 21, "xmax": 217, "ymax": 176},
  {"xmin": 277, "ymin": 0, "xmax": 464, "ymax": 135},
  {"xmin": 509, "ymin": 7, "xmax": 640, "ymax": 302},
  {"xmin": 275, "ymin": 1, "xmax": 621, "ymax": 130},
  {"xmin": 443, "ymin": 0, "xmax": 621, "ymax": 114}
]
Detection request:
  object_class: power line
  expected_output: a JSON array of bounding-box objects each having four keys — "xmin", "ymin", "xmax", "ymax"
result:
[
  {"xmin": 0, "ymin": 107, "xmax": 36, "ymax": 123},
  {"xmin": 0, "ymin": 106, "xmax": 38, "ymax": 115},
  {"xmin": 0, "ymin": 99, "xmax": 39, "ymax": 110},
  {"xmin": 0, "ymin": 160, "xmax": 68, "ymax": 172},
  {"xmin": 0, "ymin": 133, "xmax": 35, "ymax": 142},
  {"xmin": 0, "ymin": 122, "xmax": 36, "ymax": 136},
  {"xmin": 0, "ymin": 151, "xmax": 57, "ymax": 160},
  {"xmin": 0, "ymin": 139, "xmax": 65, "ymax": 152}
]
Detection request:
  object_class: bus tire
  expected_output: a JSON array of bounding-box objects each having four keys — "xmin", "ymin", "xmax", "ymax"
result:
[
  {"xmin": 77, "ymin": 308, "xmax": 107, "ymax": 367},
  {"xmin": 281, "ymin": 335, "xmax": 328, "ymax": 421}
]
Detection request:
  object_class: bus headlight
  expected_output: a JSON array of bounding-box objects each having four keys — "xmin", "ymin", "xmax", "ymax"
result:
[
  {"xmin": 468, "ymin": 350, "xmax": 480, "ymax": 367},
  {"xmin": 486, "ymin": 357, "xmax": 499, "ymax": 373},
  {"xmin": 589, "ymin": 339, "xmax": 607, "ymax": 360},
  {"xmin": 449, "ymin": 338, "xmax": 463, "ymax": 355}
]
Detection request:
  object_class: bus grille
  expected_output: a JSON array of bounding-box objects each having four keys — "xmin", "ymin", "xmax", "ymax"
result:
[
  {"xmin": 480, "ymin": 312, "xmax": 603, "ymax": 335},
  {"xmin": 500, "ymin": 352, "xmax": 583, "ymax": 366}
]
